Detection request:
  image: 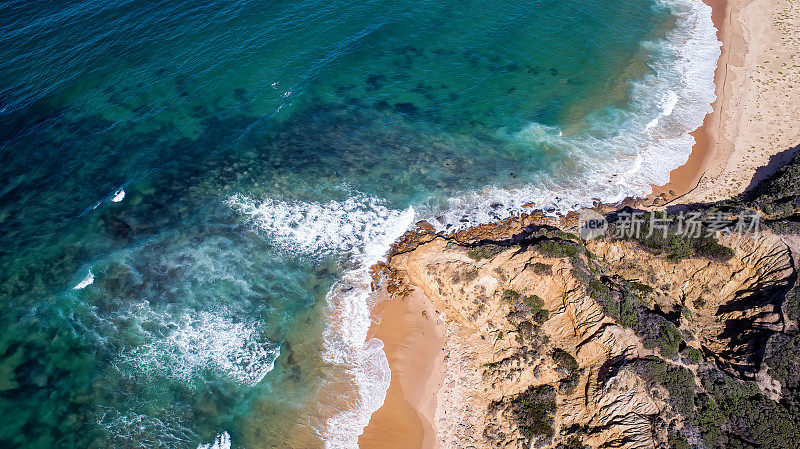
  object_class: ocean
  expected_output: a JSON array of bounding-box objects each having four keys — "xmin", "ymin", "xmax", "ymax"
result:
[{"xmin": 0, "ymin": 0, "xmax": 719, "ymax": 447}]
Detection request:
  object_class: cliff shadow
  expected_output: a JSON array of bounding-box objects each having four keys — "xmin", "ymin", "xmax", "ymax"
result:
[{"xmin": 744, "ymin": 144, "xmax": 800, "ymax": 193}]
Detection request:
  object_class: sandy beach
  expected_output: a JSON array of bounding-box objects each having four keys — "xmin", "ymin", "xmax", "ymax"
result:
[
  {"xmin": 654, "ymin": 0, "xmax": 800, "ymax": 204},
  {"xmin": 361, "ymin": 0, "xmax": 800, "ymax": 447},
  {"xmin": 359, "ymin": 283, "xmax": 445, "ymax": 449}
]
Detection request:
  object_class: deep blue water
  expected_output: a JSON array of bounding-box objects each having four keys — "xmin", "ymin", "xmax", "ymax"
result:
[{"xmin": 0, "ymin": 0, "xmax": 719, "ymax": 447}]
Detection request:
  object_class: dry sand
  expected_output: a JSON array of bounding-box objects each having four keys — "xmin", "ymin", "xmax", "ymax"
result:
[
  {"xmin": 358, "ymin": 285, "xmax": 445, "ymax": 449},
  {"xmin": 654, "ymin": 0, "xmax": 800, "ymax": 204}
]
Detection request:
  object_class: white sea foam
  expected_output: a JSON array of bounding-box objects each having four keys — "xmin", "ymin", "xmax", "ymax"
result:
[
  {"xmin": 227, "ymin": 193, "xmax": 415, "ymax": 449},
  {"xmin": 112, "ymin": 189, "xmax": 126, "ymax": 202},
  {"xmin": 73, "ymin": 271, "xmax": 94, "ymax": 289},
  {"xmin": 323, "ymin": 337, "xmax": 391, "ymax": 449},
  {"xmin": 96, "ymin": 406, "xmax": 200, "ymax": 449},
  {"xmin": 197, "ymin": 432, "xmax": 231, "ymax": 449},
  {"xmin": 647, "ymin": 90, "xmax": 679, "ymax": 129},
  {"xmin": 121, "ymin": 309, "xmax": 279, "ymax": 386},
  {"xmin": 320, "ymin": 203, "xmax": 414, "ymax": 449},
  {"xmin": 227, "ymin": 193, "xmax": 412, "ymax": 259},
  {"xmin": 429, "ymin": 0, "xmax": 721, "ymax": 230}
]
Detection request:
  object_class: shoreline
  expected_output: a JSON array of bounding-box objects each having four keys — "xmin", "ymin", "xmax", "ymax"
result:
[
  {"xmin": 654, "ymin": 0, "xmax": 800, "ymax": 204},
  {"xmin": 358, "ymin": 282, "xmax": 445, "ymax": 449},
  {"xmin": 651, "ymin": 0, "xmax": 730, "ymax": 202},
  {"xmin": 358, "ymin": 0, "xmax": 800, "ymax": 446}
]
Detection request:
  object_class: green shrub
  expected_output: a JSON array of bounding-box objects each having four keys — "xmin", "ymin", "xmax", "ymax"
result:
[
  {"xmin": 562, "ymin": 435, "xmax": 587, "ymax": 449},
  {"xmin": 699, "ymin": 369, "xmax": 800, "ymax": 448},
  {"xmin": 629, "ymin": 281, "xmax": 654, "ymax": 295},
  {"xmin": 526, "ymin": 294, "xmax": 549, "ymax": 324},
  {"xmin": 504, "ymin": 290, "xmax": 549, "ymax": 324},
  {"xmin": 538, "ymin": 240, "xmax": 582, "ymax": 259},
  {"xmin": 685, "ymin": 346, "xmax": 703, "ymax": 364},
  {"xmin": 587, "ymin": 278, "xmax": 612, "ymax": 302},
  {"xmin": 467, "ymin": 244, "xmax": 506, "ymax": 261},
  {"xmin": 516, "ymin": 320, "xmax": 534, "ymax": 340},
  {"xmin": 637, "ymin": 357, "xmax": 695, "ymax": 415},
  {"xmin": 510, "ymin": 385, "xmax": 557, "ymax": 439},
  {"xmin": 614, "ymin": 212, "xmax": 735, "ymax": 262},
  {"xmin": 693, "ymin": 393, "xmax": 724, "ymax": 446},
  {"xmin": 552, "ymin": 348, "xmax": 579, "ymax": 373},
  {"xmin": 639, "ymin": 231, "xmax": 693, "ymax": 261},
  {"xmin": 532, "ymin": 262, "xmax": 552, "ymax": 275},
  {"xmin": 618, "ymin": 296, "xmax": 640, "ymax": 328},
  {"xmin": 668, "ymin": 433, "xmax": 690, "ymax": 449},
  {"xmin": 557, "ymin": 232, "xmax": 580, "ymax": 241},
  {"xmin": 585, "ymin": 277, "xmax": 640, "ymax": 328},
  {"xmin": 641, "ymin": 320, "xmax": 683, "ymax": 359},
  {"xmin": 552, "ymin": 348, "xmax": 579, "ymax": 393},
  {"xmin": 693, "ymin": 236, "xmax": 736, "ymax": 262}
]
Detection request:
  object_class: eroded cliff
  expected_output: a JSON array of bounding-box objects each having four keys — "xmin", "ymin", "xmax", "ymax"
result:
[{"xmin": 377, "ymin": 155, "xmax": 800, "ymax": 449}]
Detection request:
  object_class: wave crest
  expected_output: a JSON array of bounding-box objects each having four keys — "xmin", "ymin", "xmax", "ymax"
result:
[{"xmin": 228, "ymin": 193, "xmax": 412, "ymax": 259}]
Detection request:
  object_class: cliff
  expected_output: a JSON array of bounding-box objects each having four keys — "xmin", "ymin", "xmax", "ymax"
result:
[{"xmin": 377, "ymin": 155, "xmax": 800, "ymax": 448}]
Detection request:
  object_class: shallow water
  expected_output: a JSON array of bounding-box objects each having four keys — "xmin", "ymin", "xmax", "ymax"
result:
[{"xmin": 0, "ymin": 0, "xmax": 718, "ymax": 447}]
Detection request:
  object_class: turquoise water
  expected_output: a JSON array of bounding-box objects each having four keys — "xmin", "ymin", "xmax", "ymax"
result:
[{"xmin": 0, "ymin": 0, "xmax": 719, "ymax": 447}]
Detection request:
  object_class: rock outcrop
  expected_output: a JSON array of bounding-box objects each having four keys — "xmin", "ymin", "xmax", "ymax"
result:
[{"xmin": 378, "ymin": 155, "xmax": 800, "ymax": 448}]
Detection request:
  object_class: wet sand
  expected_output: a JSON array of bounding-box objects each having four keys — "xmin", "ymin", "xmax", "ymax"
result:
[{"xmin": 651, "ymin": 0, "xmax": 730, "ymax": 202}]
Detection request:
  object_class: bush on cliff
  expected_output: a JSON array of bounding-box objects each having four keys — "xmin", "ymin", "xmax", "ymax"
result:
[
  {"xmin": 635, "ymin": 357, "xmax": 695, "ymax": 416},
  {"xmin": 698, "ymin": 368, "xmax": 800, "ymax": 448},
  {"xmin": 510, "ymin": 384, "xmax": 557, "ymax": 440},
  {"xmin": 638, "ymin": 317, "xmax": 684, "ymax": 359},
  {"xmin": 738, "ymin": 152, "xmax": 800, "ymax": 218},
  {"xmin": 560, "ymin": 435, "xmax": 588, "ymax": 449},
  {"xmin": 585, "ymin": 276, "xmax": 640, "ymax": 328},
  {"xmin": 503, "ymin": 289, "xmax": 549, "ymax": 324},
  {"xmin": 611, "ymin": 211, "xmax": 735, "ymax": 262},
  {"xmin": 668, "ymin": 432, "xmax": 690, "ymax": 449},
  {"xmin": 532, "ymin": 262, "xmax": 552, "ymax": 275},
  {"xmin": 552, "ymin": 348, "xmax": 580, "ymax": 393},
  {"xmin": 537, "ymin": 239, "xmax": 583, "ymax": 259},
  {"xmin": 467, "ymin": 243, "xmax": 506, "ymax": 261}
]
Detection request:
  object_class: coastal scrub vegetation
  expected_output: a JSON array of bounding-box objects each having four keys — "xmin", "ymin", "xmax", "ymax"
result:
[
  {"xmin": 634, "ymin": 351, "xmax": 800, "ymax": 449},
  {"xmin": 639, "ymin": 317, "xmax": 684, "ymax": 359},
  {"xmin": 467, "ymin": 243, "xmax": 508, "ymax": 261},
  {"xmin": 503, "ymin": 289, "xmax": 549, "ymax": 325},
  {"xmin": 737, "ymin": 152, "xmax": 800, "ymax": 220},
  {"xmin": 502, "ymin": 289, "xmax": 550, "ymax": 344},
  {"xmin": 668, "ymin": 432, "xmax": 690, "ymax": 449},
  {"xmin": 695, "ymin": 368, "xmax": 800, "ymax": 448},
  {"xmin": 508, "ymin": 384, "xmax": 557, "ymax": 440},
  {"xmin": 552, "ymin": 348, "xmax": 580, "ymax": 393},
  {"xmin": 578, "ymin": 272, "xmax": 685, "ymax": 359},
  {"xmin": 532, "ymin": 262, "xmax": 552, "ymax": 275},
  {"xmin": 634, "ymin": 357, "xmax": 695, "ymax": 415},
  {"xmin": 561, "ymin": 435, "xmax": 588, "ymax": 449},
  {"xmin": 610, "ymin": 211, "xmax": 735, "ymax": 262},
  {"xmin": 536, "ymin": 239, "xmax": 584, "ymax": 259}
]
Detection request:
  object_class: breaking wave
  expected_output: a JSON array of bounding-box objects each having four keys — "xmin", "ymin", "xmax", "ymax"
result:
[
  {"xmin": 429, "ymin": 0, "xmax": 721, "ymax": 229},
  {"xmin": 197, "ymin": 432, "xmax": 231, "ymax": 449},
  {"xmin": 119, "ymin": 308, "xmax": 280, "ymax": 386},
  {"xmin": 228, "ymin": 192, "xmax": 415, "ymax": 448}
]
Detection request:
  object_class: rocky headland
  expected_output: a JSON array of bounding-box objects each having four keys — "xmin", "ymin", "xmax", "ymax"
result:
[{"xmin": 370, "ymin": 154, "xmax": 800, "ymax": 448}]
